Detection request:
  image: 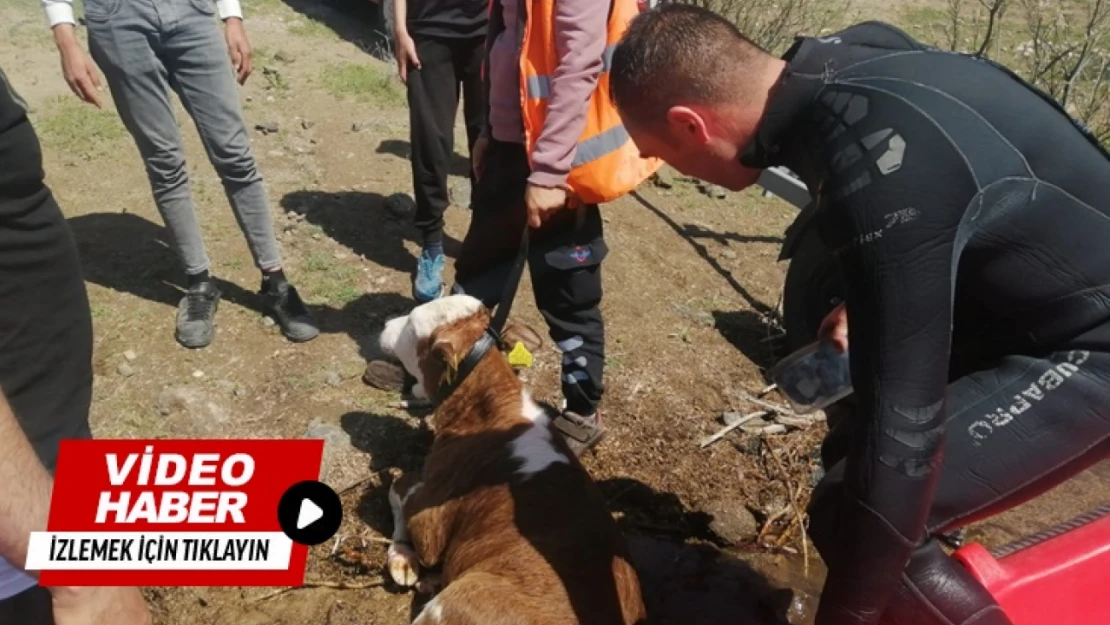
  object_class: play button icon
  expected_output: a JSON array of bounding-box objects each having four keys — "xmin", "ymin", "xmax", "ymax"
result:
[
  {"xmin": 297, "ymin": 499, "xmax": 324, "ymax": 530},
  {"xmin": 278, "ymin": 480, "xmax": 342, "ymax": 546}
]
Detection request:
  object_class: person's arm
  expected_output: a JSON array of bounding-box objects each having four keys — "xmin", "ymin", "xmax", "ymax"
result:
[
  {"xmin": 217, "ymin": 0, "xmax": 253, "ymax": 84},
  {"xmin": 814, "ymin": 167, "xmax": 964, "ymax": 625},
  {"xmin": 392, "ymin": 0, "xmax": 421, "ymax": 83},
  {"xmin": 0, "ymin": 388, "xmax": 152, "ymax": 623},
  {"xmin": 44, "ymin": 0, "xmax": 103, "ymax": 107},
  {"xmin": 526, "ymin": 0, "xmax": 608, "ymax": 189},
  {"xmin": 0, "ymin": 389, "xmax": 52, "ymax": 576}
]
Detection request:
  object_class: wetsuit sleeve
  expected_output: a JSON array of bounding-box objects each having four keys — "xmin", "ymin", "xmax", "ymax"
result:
[{"xmin": 815, "ymin": 182, "xmax": 959, "ymax": 625}]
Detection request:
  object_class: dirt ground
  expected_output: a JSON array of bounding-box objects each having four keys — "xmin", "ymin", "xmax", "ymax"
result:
[{"xmin": 1, "ymin": 0, "xmax": 1106, "ymax": 623}]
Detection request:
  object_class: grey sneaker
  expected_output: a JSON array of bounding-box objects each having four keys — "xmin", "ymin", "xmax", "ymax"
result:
[
  {"xmin": 175, "ymin": 282, "xmax": 221, "ymax": 349},
  {"xmin": 263, "ymin": 281, "xmax": 319, "ymax": 343},
  {"xmin": 552, "ymin": 410, "xmax": 606, "ymax": 457}
]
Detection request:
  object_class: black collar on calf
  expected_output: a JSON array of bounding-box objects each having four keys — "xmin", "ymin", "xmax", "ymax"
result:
[{"xmin": 430, "ymin": 228, "xmax": 530, "ymax": 406}]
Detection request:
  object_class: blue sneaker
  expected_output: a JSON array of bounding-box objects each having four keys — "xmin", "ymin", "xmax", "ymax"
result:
[{"xmin": 413, "ymin": 251, "xmax": 446, "ymax": 303}]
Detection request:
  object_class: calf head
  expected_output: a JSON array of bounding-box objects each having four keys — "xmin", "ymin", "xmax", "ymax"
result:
[{"xmin": 379, "ymin": 295, "xmax": 490, "ymax": 401}]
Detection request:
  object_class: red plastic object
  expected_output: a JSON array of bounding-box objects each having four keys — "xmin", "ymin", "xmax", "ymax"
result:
[{"xmin": 951, "ymin": 510, "xmax": 1110, "ymax": 625}]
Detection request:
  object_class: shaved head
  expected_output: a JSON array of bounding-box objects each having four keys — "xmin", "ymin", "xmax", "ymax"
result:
[{"xmin": 611, "ymin": 4, "xmax": 776, "ymax": 130}]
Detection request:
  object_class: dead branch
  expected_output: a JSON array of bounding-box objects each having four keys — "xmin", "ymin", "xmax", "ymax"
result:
[
  {"xmin": 253, "ymin": 577, "xmax": 385, "ymax": 602},
  {"xmin": 975, "ymin": 0, "xmax": 1008, "ymax": 57},
  {"xmin": 700, "ymin": 411, "xmax": 769, "ymax": 448},
  {"xmin": 764, "ymin": 438, "xmax": 810, "ymax": 574}
]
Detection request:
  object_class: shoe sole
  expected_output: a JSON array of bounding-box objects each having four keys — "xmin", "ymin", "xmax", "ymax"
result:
[
  {"xmin": 363, "ymin": 361, "xmax": 406, "ymax": 391},
  {"xmin": 412, "ymin": 283, "xmax": 446, "ymax": 304}
]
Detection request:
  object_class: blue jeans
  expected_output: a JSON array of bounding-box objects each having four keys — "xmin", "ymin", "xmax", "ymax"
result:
[{"xmin": 86, "ymin": 0, "xmax": 281, "ymax": 275}]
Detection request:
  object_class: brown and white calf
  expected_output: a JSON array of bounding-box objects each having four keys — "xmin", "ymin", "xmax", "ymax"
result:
[{"xmin": 378, "ymin": 295, "xmax": 645, "ymax": 625}]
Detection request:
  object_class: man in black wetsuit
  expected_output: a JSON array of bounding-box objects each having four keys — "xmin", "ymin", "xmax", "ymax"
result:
[{"xmin": 609, "ymin": 5, "xmax": 1110, "ymax": 625}]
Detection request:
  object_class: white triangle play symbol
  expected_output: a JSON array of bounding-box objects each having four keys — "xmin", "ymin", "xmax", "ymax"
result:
[{"xmin": 297, "ymin": 499, "xmax": 324, "ymax": 530}]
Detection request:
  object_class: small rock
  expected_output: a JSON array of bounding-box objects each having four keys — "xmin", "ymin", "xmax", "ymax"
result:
[
  {"xmin": 198, "ymin": 597, "xmax": 209, "ymax": 607},
  {"xmin": 123, "ymin": 350, "xmax": 137, "ymax": 362},
  {"xmin": 245, "ymin": 95, "xmax": 254, "ymax": 103},
  {"xmin": 761, "ymin": 424, "xmax": 787, "ymax": 436},
  {"xmin": 333, "ymin": 251, "xmax": 348, "ymax": 261},
  {"xmin": 721, "ymin": 249, "xmax": 738, "ymax": 260},
  {"xmin": 255, "ymin": 121, "xmax": 279, "ymax": 135},
  {"xmin": 262, "ymin": 316, "xmax": 276, "ymax": 327},
  {"xmin": 384, "ymin": 193, "xmax": 416, "ymax": 219},
  {"xmin": 449, "ymin": 178, "xmax": 472, "ymax": 207},
  {"xmin": 301, "ymin": 118, "xmax": 315, "ymax": 130},
  {"xmin": 734, "ymin": 435, "xmax": 762, "ymax": 456},
  {"xmin": 324, "ymin": 371, "xmax": 342, "ymax": 386},
  {"xmin": 262, "ymin": 66, "xmax": 280, "ymax": 77},
  {"xmin": 293, "ymin": 146, "xmax": 310, "ymax": 155},
  {"xmin": 268, "ymin": 150, "xmax": 285, "ymax": 157},
  {"xmin": 192, "ymin": 370, "xmax": 205, "ymax": 378},
  {"xmin": 652, "ymin": 165, "xmax": 676, "ymax": 189},
  {"xmin": 704, "ymin": 499, "xmax": 759, "ymax": 545},
  {"xmin": 153, "ymin": 386, "xmax": 229, "ymax": 427},
  {"xmin": 274, "ymin": 50, "xmax": 295, "ymax": 63},
  {"xmin": 266, "ymin": 96, "xmax": 275, "ymax": 103},
  {"xmin": 311, "ymin": 232, "xmax": 322, "ymax": 241},
  {"xmin": 699, "ymin": 182, "xmax": 727, "ymax": 199},
  {"xmin": 117, "ymin": 362, "xmax": 135, "ymax": 378},
  {"xmin": 351, "ymin": 122, "xmax": 366, "ymax": 133}
]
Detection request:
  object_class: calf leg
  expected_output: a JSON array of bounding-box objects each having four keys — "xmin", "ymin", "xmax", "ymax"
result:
[{"xmin": 388, "ymin": 473, "xmax": 424, "ymax": 587}]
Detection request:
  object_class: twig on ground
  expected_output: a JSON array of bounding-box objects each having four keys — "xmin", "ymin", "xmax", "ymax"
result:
[
  {"xmin": 331, "ymin": 535, "xmax": 345, "ymax": 557},
  {"xmin": 755, "ymin": 506, "xmax": 791, "ymax": 544},
  {"xmin": 774, "ymin": 414, "xmax": 819, "ymax": 429},
  {"xmin": 757, "ymin": 383, "xmax": 778, "ymax": 396},
  {"xmin": 764, "ymin": 438, "xmax": 811, "ymax": 575},
  {"xmin": 338, "ymin": 475, "xmax": 373, "ymax": 496},
  {"xmin": 774, "ymin": 515, "xmax": 800, "ymax": 548},
  {"xmin": 699, "ymin": 411, "xmax": 769, "ymax": 448},
  {"xmin": 739, "ymin": 391, "xmax": 799, "ymax": 417},
  {"xmin": 253, "ymin": 577, "xmax": 385, "ymax": 602}
]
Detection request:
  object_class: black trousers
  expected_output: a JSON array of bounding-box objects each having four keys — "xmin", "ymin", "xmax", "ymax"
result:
[
  {"xmin": 406, "ymin": 34, "xmax": 485, "ymax": 247},
  {"xmin": 810, "ymin": 329, "xmax": 1110, "ymax": 625},
  {"xmin": 0, "ymin": 68, "xmax": 93, "ymax": 624},
  {"xmin": 453, "ymin": 139, "xmax": 607, "ymax": 415}
]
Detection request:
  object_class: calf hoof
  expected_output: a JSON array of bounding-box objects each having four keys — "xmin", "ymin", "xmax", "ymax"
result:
[
  {"xmin": 387, "ymin": 542, "xmax": 421, "ymax": 587},
  {"xmin": 415, "ymin": 572, "xmax": 442, "ymax": 595}
]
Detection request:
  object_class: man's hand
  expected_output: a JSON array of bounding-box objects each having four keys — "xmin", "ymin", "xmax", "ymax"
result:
[
  {"xmin": 525, "ymin": 183, "xmax": 569, "ymax": 228},
  {"xmin": 818, "ymin": 301, "xmax": 848, "ymax": 353},
  {"xmin": 52, "ymin": 25, "xmax": 103, "ymax": 108},
  {"xmin": 51, "ymin": 586, "xmax": 152, "ymax": 625},
  {"xmin": 471, "ymin": 132, "xmax": 490, "ymax": 181},
  {"xmin": 394, "ymin": 30, "xmax": 421, "ymax": 84},
  {"xmin": 225, "ymin": 18, "xmax": 253, "ymax": 85}
]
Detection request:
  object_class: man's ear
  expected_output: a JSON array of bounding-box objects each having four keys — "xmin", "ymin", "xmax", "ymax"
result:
[{"xmin": 666, "ymin": 105, "xmax": 712, "ymax": 145}]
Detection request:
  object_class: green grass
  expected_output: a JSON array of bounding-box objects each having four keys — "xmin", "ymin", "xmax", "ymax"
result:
[
  {"xmin": 301, "ymin": 250, "xmax": 362, "ymax": 307},
  {"xmin": 33, "ymin": 96, "xmax": 128, "ymax": 159},
  {"xmin": 320, "ymin": 61, "xmax": 404, "ymax": 106},
  {"xmin": 288, "ymin": 16, "xmax": 333, "ymax": 39}
]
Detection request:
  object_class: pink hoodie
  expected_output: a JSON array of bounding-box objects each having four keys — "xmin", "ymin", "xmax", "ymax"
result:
[{"xmin": 487, "ymin": 0, "xmax": 609, "ymax": 189}]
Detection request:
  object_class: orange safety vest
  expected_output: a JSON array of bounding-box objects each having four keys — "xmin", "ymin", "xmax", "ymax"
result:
[{"xmin": 516, "ymin": 0, "xmax": 661, "ymax": 205}]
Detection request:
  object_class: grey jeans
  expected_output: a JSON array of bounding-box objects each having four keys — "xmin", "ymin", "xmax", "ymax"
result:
[{"xmin": 85, "ymin": 0, "xmax": 282, "ymax": 275}]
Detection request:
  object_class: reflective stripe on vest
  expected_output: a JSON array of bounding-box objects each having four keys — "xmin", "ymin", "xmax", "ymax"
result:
[
  {"xmin": 526, "ymin": 43, "xmax": 618, "ymax": 100},
  {"xmin": 518, "ymin": 0, "xmax": 661, "ymax": 204}
]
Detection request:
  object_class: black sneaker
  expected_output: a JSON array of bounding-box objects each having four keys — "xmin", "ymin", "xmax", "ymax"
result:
[
  {"xmin": 552, "ymin": 410, "xmax": 607, "ymax": 457},
  {"xmin": 262, "ymin": 281, "xmax": 319, "ymax": 343},
  {"xmin": 175, "ymin": 281, "xmax": 221, "ymax": 349}
]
